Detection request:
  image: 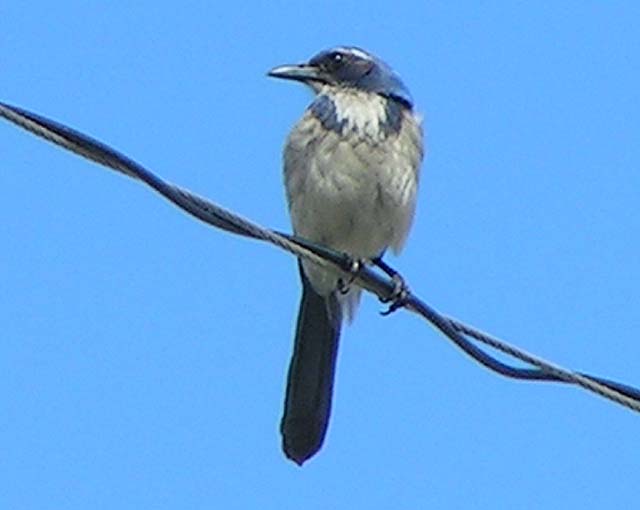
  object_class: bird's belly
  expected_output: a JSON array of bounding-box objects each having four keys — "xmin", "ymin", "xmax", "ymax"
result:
[{"xmin": 291, "ymin": 138, "xmax": 414, "ymax": 259}]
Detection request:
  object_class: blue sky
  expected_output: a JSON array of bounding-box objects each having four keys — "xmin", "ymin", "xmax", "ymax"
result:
[{"xmin": 1, "ymin": 2, "xmax": 639, "ymax": 508}]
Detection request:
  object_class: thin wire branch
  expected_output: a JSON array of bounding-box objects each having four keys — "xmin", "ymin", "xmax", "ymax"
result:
[
  {"xmin": 447, "ymin": 317, "xmax": 640, "ymax": 408},
  {"xmin": 1, "ymin": 101, "xmax": 639, "ymax": 414}
]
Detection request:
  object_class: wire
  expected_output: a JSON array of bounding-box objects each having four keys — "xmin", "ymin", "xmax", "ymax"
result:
[
  {"xmin": 1, "ymin": 100, "xmax": 639, "ymax": 414},
  {"xmin": 447, "ymin": 316, "xmax": 640, "ymax": 410}
]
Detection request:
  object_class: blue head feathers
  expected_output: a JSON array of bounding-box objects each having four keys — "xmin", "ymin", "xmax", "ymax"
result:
[{"xmin": 268, "ymin": 46, "xmax": 413, "ymax": 109}]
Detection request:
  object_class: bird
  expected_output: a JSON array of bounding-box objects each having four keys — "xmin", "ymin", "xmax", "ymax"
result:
[{"xmin": 268, "ymin": 46, "xmax": 424, "ymax": 465}]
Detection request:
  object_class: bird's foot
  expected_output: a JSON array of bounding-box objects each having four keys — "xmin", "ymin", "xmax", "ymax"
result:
[
  {"xmin": 373, "ymin": 257, "xmax": 410, "ymax": 315},
  {"xmin": 337, "ymin": 258, "xmax": 362, "ymax": 294},
  {"xmin": 380, "ymin": 274, "xmax": 410, "ymax": 315}
]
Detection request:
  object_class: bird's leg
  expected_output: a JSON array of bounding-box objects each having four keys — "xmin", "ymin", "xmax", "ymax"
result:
[
  {"xmin": 337, "ymin": 257, "xmax": 362, "ymax": 295},
  {"xmin": 372, "ymin": 256, "xmax": 410, "ymax": 315}
]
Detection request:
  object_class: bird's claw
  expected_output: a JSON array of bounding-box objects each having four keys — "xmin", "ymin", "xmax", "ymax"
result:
[
  {"xmin": 380, "ymin": 273, "xmax": 410, "ymax": 315},
  {"xmin": 337, "ymin": 258, "xmax": 362, "ymax": 294}
]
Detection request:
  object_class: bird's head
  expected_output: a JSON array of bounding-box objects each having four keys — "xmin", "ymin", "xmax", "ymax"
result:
[{"xmin": 268, "ymin": 46, "xmax": 413, "ymax": 109}]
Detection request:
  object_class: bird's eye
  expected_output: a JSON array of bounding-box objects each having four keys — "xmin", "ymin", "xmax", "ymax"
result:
[{"xmin": 330, "ymin": 52, "xmax": 344, "ymax": 65}]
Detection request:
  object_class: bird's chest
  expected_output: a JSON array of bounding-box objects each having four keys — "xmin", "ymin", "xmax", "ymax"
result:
[
  {"xmin": 284, "ymin": 103, "xmax": 412, "ymax": 256},
  {"xmin": 309, "ymin": 131, "xmax": 393, "ymax": 205},
  {"xmin": 288, "ymin": 93, "xmax": 402, "ymax": 205}
]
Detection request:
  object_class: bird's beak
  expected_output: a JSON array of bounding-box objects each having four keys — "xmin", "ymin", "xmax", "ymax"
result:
[{"xmin": 267, "ymin": 63, "xmax": 323, "ymax": 83}]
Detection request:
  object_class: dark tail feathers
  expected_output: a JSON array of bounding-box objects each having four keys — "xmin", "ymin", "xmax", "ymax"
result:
[{"xmin": 281, "ymin": 270, "xmax": 342, "ymax": 465}]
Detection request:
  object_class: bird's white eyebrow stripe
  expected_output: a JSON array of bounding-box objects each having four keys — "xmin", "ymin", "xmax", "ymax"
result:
[{"xmin": 336, "ymin": 47, "xmax": 373, "ymax": 61}]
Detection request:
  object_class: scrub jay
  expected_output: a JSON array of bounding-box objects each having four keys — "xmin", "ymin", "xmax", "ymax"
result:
[{"xmin": 269, "ymin": 46, "xmax": 423, "ymax": 465}]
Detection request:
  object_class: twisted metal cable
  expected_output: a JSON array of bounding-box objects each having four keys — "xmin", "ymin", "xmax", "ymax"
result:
[{"xmin": 447, "ymin": 317, "xmax": 640, "ymax": 411}]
